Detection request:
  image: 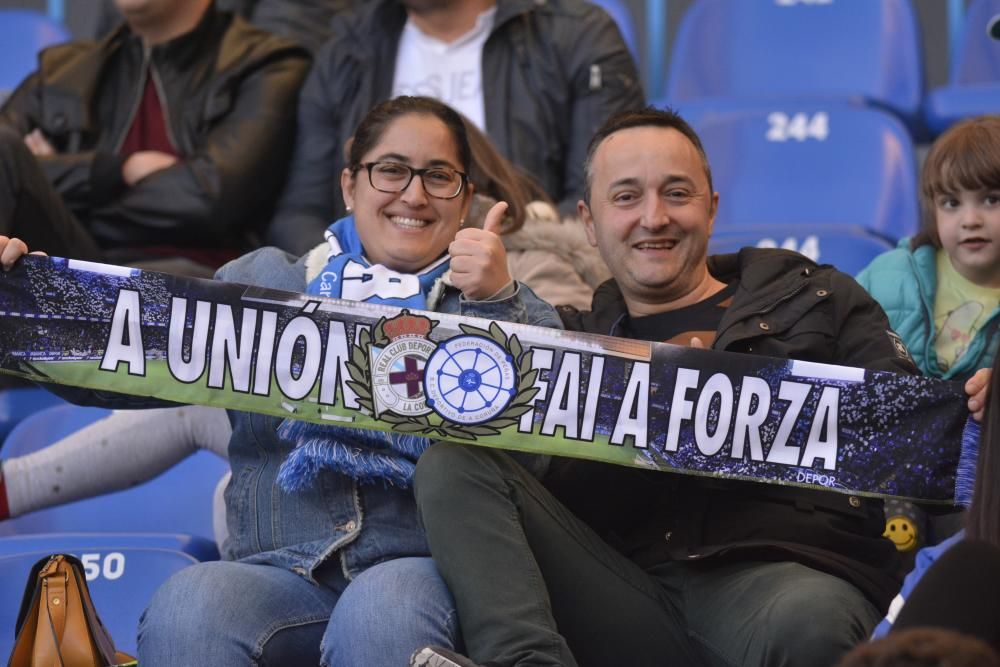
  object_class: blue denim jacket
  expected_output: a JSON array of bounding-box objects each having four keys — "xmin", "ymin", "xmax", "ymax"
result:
[{"xmin": 215, "ymin": 247, "xmax": 562, "ymax": 582}]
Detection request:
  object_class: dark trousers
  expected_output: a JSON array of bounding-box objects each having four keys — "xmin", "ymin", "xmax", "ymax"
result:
[
  {"xmin": 0, "ymin": 126, "xmax": 102, "ymax": 261},
  {"xmin": 414, "ymin": 444, "xmax": 881, "ymax": 667}
]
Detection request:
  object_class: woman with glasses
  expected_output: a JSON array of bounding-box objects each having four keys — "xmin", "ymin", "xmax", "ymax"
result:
[{"xmin": 0, "ymin": 96, "xmax": 561, "ymax": 666}]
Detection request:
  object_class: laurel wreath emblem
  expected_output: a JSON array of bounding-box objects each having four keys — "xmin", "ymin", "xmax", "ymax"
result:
[{"xmin": 345, "ymin": 317, "xmax": 539, "ymax": 441}]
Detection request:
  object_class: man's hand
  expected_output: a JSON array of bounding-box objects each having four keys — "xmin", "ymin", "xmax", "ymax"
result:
[
  {"xmin": 123, "ymin": 151, "xmax": 179, "ymax": 186},
  {"xmin": 449, "ymin": 201, "xmax": 513, "ymax": 300},
  {"xmin": 23, "ymin": 129, "xmax": 55, "ymax": 157},
  {"xmin": 966, "ymin": 367, "xmax": 992, "ymax": 422},
  {"xmin": 0, "ymin": 236, "xmax": 46, "ymax": 271}
]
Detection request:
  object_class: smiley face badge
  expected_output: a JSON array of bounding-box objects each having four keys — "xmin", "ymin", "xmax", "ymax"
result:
[{"xmin": 882, "ymin": 499, "xmax": 922, "ymax": 553}]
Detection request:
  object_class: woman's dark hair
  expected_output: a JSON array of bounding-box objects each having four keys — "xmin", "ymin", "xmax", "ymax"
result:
[
  {"xmin": 347, "ymin": 96, "xmax": 472, "ymax": 179},
  {"xmin": 966, "ymin": 350, "xmax": 1000, "ymax": 546},
  {"xmin": 912, "ymin": 115, "xmax": 1000, "ymax": 250},
  {"xmin": 462, "ymin": 117, "xmax": 552, "ymax": 234}
]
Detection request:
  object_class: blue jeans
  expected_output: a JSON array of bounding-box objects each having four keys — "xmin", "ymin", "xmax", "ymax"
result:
[{"xmin": 137, "ymin": 557, "xmax": 459, "ymax": 666}]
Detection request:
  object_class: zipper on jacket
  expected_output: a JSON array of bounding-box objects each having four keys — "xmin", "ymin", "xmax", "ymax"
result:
[
  {"xmin": 751, "ymin": 282, "xmax": 807, "ymax": 317},
  {"xmin": 112, "ymin": 49, "xmax": 151, "ymax": 154},
  {"xmin": 112, "ymin": 48, "xmax": 180, "ymax": 154},
  {"xmin": 589, "ymin": 64, "xmax": 602, "ymax": 91},
  {"xmin": 148, "ymin": 58, "xmax": 181, "ymax": 152}
]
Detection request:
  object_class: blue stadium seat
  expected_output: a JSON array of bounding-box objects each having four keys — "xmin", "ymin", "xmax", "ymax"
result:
[
  {"xmin": 662, "ymin": 0, "xmax": 923, "ymax": 127},
  {"xmin": 589, "ymin": 0, "xmax": 639, "ymax": 61},
  {"xmin": 0, "ymin": 404, "xmax": 228, "ymax": 541},
  {"xmin": 709, "ymin": 224, "xmax": 895, "ymax": 277},
  {"xmin": 924, "ymin": 0, "xmax": 1000, "ymax": 134},
  {"xmin": 691, "ymin": 104, "xmax": 919, "ymax": 242},
  {"xmin": 0, "ymin": 10, "xmax": 71, "ymax": 101},
  {"xmin": 0, "ymin": 533, "xmax": 216, "ymax": 658},
  {"xmin": 0, "ymin": 387, "xmax": 66, "ymax": 445}
]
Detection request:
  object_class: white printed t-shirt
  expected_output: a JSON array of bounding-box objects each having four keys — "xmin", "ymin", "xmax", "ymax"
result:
[{"xmin": 391, "ymin": 6, "xmax": 497, "ymax": 131}]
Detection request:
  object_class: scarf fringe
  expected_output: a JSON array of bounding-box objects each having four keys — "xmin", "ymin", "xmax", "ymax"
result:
[
  {"xmin": 276, "ymin": 418, "xmax": 430, "ymax": 490},
  {"xmin": 954, "ymin": 417, "xmax": 980, "ymax": 508},
  {"xmin": 277, "ymin": 438, "xmax": 417, "ymax": 490}
]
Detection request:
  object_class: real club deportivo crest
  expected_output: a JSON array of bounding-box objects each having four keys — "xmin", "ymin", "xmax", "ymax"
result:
[{"xmin": 370, "ymin": 313, "xmax": 437, "ymax": 417}]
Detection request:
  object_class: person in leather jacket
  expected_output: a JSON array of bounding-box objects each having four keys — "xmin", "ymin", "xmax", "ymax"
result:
[
  {"xmin": 409, "ymin": 108, "xmax": 974, "ymax": 667},
  {"xmin": 0, "ymin": 0, "xmax": 311, "ymax": 275},
  {"xmin": 266, "ymin": 0, "xmax": 644, "ymax": 255}
]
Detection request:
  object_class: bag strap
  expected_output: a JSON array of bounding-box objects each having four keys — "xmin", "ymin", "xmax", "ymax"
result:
[
  {"xmin": 69, "ymin": 562, "xmax": 119, "ymax": 662},
  {"xmin": 39, "ymin": 556, "xmax": 69, "ymax": 667},
  {"xmin": 12, "ymin": 554, "xmax": 57, "ymax": 636}
]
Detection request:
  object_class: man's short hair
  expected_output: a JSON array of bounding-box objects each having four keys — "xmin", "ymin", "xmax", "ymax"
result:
[{"xmin": 582, "ymin": 106, "xmax": 714, "ymax": 205}]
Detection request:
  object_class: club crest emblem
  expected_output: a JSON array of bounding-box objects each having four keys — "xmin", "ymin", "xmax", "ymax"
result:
[
  {"xmin": 369, "ymin": 313, "xmax": 437, "ymax": 417},
  {"xmin": 346, "ymin": 311, "xmax": 539, "ymax": 440}
]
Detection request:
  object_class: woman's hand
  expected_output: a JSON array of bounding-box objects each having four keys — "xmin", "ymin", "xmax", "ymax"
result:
[
  {"xmin": 449, "ymin": 201, "xmax": 513, "ymax": 300},
  {"xmin": 966, "ymin": 367, "xmax": 992, "ymax": 422},
  {"xmin": 0, "ymin": 236, "xmax": 46, "ymax": 271}
]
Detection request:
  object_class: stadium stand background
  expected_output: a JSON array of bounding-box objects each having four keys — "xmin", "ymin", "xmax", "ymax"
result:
[
  {"xmin": 0, "ymin": 0, "xmax": 958, "ymax": 97},
  {"xmin": 0, "ymin": 0, "xmax": 989, "ymax": 656}
]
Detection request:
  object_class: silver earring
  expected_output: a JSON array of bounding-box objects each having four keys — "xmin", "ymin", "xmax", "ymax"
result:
[
  {"xmin": 459, "ymin": 218, "xmax": 465, "ymax": 227},
  {"xmin": 346, "ymin": 205, "xmax": 352, "ymax": 212}
]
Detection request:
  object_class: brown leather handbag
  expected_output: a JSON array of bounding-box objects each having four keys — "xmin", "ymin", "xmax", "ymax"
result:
[{"xmin": 7, "ymin": 554, "xmax": 136, "ymax": 667}]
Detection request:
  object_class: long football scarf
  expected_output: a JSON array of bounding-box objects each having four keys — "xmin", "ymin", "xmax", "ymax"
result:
[{"xmin": 0, "ymin": 255, "xmax": 977, "ymax": 504}]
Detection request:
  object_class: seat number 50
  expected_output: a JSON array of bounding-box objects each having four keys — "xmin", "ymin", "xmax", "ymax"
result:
[
  {"xmin": 80, "ymin": 552, "xmax": 126, "ymax": 581},
  {"xmin": 766, "ymin": 112, "xmax": 829, "ymax": 142}
]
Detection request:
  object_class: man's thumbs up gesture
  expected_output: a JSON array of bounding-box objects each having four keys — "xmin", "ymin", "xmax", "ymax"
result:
[{"xmin": 449, "ymin": 201, "xmax": 513, "ymax": 300}]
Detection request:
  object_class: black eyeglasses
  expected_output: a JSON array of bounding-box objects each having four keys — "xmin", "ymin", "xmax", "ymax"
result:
[{"xmin": 354, "ymin": 161, "xmax": 467, "ymax": 200}]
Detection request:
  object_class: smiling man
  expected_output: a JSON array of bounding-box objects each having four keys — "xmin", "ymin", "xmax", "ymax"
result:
[{"xmin": 411, "ymin": 108, "xmax": 924, "ymax": 667}]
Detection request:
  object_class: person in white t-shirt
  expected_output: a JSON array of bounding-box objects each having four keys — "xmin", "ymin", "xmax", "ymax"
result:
[{"xmin": 267, "ymin": 0, "xmax": 645, "ymax": 255}]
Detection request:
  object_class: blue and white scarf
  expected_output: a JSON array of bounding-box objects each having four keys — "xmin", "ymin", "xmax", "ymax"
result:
[{"xmin": 277, "ymin": 216, "xmax": 450, "ymax": 490}]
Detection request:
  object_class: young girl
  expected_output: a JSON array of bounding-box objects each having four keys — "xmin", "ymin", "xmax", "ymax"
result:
[
  {"xmin": 857, "ymin": 115, "xmax": 1000, "ymax": 384},
  {"xmin": 857, "ymin": 116, "xmax": 1000, "ymax": 554}
]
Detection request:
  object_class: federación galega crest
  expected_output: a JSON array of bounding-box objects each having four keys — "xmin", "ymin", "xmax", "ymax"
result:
[{"xmin": 346, "ymin": 310, "xmax": 538, "ymax": 440}]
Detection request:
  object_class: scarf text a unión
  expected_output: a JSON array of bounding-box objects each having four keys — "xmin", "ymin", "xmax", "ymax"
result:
[{"xmin": 99, "ymin": 288, "xmax": 842, "ymax": 478}]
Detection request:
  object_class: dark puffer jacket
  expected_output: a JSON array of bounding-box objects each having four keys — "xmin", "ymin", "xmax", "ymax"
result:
[
  {"xmin": 548, "ymin": 248, "xmax": 918, "ymax": 612},
  {"xmin": 0, "ymin": 6, "xmax": 311, "ymax": 251},
  {"xmin": 268, "ymin": 0, "xmax": 644, "ymax": 254}
]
